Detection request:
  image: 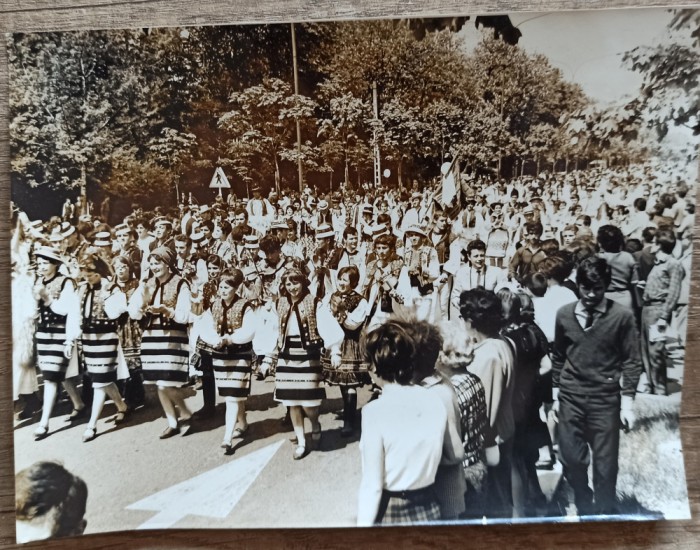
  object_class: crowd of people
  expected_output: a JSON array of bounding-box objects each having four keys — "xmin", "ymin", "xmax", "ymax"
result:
[{"xmin": 11, "ymin": 160, "xmax": 694, "ymax": 525}]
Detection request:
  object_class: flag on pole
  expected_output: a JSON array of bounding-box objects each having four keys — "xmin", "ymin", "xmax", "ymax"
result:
[{"xmin": 434, "ymin": 158, "xmax": 462, "ymax": 219}]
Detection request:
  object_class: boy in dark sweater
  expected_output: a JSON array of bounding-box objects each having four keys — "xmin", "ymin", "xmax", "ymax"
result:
[{"xmin": 551, "ymin": 256, "xmax": 641, "ymax": 516}]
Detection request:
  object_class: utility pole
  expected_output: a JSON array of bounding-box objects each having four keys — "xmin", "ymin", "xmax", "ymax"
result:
[
  {"xmin": 291, "ymin": 23, "xmax": 303, "ymax": 192},
  {"xmin": 372, "ymin": 81, "xmax": 381, "ymax": 188}
]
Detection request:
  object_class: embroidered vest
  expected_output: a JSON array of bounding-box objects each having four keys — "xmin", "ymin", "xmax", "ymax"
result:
[
  {"xmin": 277, "ymin": 293, "xmax": 323, "ymax": 352},
  {"xmin": 38, "ymin": 275, "xmax": 73, "ymax": 326},
  {"xmin": 211, "ymin": 298, "xmax": 249, "ymax": 335},
  {"xmin": 146, "ymin": 275, "xmax": 188, "ymax": 328},
  {"xmin": 80, "ymin": 283, "xmax": 118, "ymax": 331},
  {"xmin": 335, "ymin": 291, "xmax": 365, "ymax": 338}
]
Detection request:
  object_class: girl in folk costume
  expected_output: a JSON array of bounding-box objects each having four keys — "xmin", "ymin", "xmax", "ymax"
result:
[
  {"xmin": 32, "ymin": 246, "xmax": 86, "ymax": 440},
  {"xmin": 195, "ymin": 269, "xmax": 258, "ymax": 453},
  {"xmin": 402, "ymin": 225, "xmax": 441, "ymax": 323},
  {"xmin": 259, "ymin": 268, "xmax": 343, "ymax": 460},
  {"xmin": 128, "ymin": 247, "xmax": 194, "ymax": 439},
  {"xmin": 322, "ymin": 266, "xmax": 372, "ymax": 437},
  {"xmin": 189, "ymin": 254, "xmax": 224, "ymax": 419},
  {"xmin": 112, "ymin": 256, "xmax": 145, "ymax": 409},
  {"xmin": 77, "ymin": 254, "xmax": 130, "ymax": 443}
]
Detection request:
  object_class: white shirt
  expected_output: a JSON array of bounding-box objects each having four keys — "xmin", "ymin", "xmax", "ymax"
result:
[
  {"xmin": 534, "ymin": 285, "xmax": 578, "ymax": 342},
  {"xmin": 359, "ymin": 384, "xmax": 447, "ymax": 496}
]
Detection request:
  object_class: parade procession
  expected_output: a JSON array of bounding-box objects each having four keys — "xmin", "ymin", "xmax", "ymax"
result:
[{"xmin": 8, "ymin": 10, "xmax": 698, "ymax": 541}]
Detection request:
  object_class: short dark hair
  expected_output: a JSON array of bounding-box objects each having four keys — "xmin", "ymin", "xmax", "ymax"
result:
[
  {"xmin": 466, "ymin": 239, "xmax": 486, "ymax": 256},
  {"xmin": 374, "ymin": 234, "xmax": 394, "ymax": 249},
  {"xmin": 343, "ymin": 227, "xmax": 359, "ymax": 239},
  {"xmin": 656, "ymin": 227, "xmax": 677, "ymax": 254},
  {"xmin": 597, "ymin": 224, "xmax": 625, "ymax": 253},
  {"xmin": 577, "ymin": 256, "xmax": 611, "ymax": 288},
  {"xmin": 219, "ymin": 268, "xmax": 244, "ymax": 290},
  {"xmin": 641, "ymin": 226, "xmax": 657, "ymax": 244},
  {"xmin": 538, "ymin": 253, "xmax": 573, "ymax": 284},
  {"xmin": 524, "ymin": 221, "xmax": 543, "ymax": 238},
  {"xmin": 363, "ymin": 321, "xmax": 416, "ymax": 385},
  {"xmin": 633, "ymin": 198, "xmax": 647, "ymax": 212},
  {"xmin": 497, "ymin": 288, "xmax": 522, "ymax": 324},
  {"xmin": 337, "ymin": 265, "xmax": 360, "ymax": 289},
  {"xmin": 459, "ymin": 288, "xmax": 504, "ymax": 338},
  {"xmin": 391, "ymin": 319, "xmax": 443, "ymax": 382},
  {"xmin": 259, "ymin": 234, "xmax": 282, "ymax": 255},
  {"xmin": 540, "ymin": 238, "xmax": 559, "ymax": 256},
  {"xmin": 524, "ymin": 272, "xmax": 548, "ymax": 298},
  {"xmin": 16, "ymin": 461, "xmax": 88, "ymax": 539}
]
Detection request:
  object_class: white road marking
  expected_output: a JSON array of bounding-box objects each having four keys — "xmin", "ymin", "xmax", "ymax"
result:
[{"xmin": 128, "ymin": 439, "xmax": 284, "ymax": 529}]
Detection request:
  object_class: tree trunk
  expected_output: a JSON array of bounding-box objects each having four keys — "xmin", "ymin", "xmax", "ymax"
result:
[
  {"xmin": 274, "ymin": 155, "xmax": 281, "ymax": 192},
  {"xmin": 398, "ymin": 160, "xmax": 403, "ymax": 190},
  {"xmin": 565, "ymin": 157, "xmax": 570, "ymax": 173},
  {"xmin": 80, "ymin": 163, "xmax": 87, "ymax": 215}
]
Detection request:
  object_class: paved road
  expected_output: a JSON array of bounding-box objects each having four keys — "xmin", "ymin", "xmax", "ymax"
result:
[{"xmin": 14, "ymin": 379, "xmax": 371, "ymax": 533}]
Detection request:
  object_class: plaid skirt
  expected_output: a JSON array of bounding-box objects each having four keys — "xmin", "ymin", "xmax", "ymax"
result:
[{"xmin": 375, "ymin": 485, "xmax": 441, "ymax": 525}]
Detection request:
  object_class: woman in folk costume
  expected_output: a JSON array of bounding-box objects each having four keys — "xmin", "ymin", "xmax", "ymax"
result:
[
  {"xmin": 401, "ymin": 225, "xmax": 441, "ymax": 323},
  {"xmin": 128, "ymin": 246, "xmax": 194, "ymax": 439},
  {"xmin": 259, "ymin": 267, "xmax": 343, "ymax": 459},
  {"xmin": 194, "ymin": 269, "xmax": 258, "ymax": 453},
  {"xmin": 189, "ymin": 254, "xmax": 224, "ymax": 420},
  {"xmin": 322, "ymin": 266, "xmax": 372, "ymax": 437},
  {"xmin": 112, "ymin": 255, "xmax": 145, "ymax": 409},
  {"xmin": 77, "ymin": 254, "xmax": 130, "ymax": 442},
  {"xmin": 32, "ymin": 246, "xmax": 86, "ymax": 440}
]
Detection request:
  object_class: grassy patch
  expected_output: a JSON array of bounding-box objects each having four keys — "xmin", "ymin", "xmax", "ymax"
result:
[{"xmin": 616, "ymin": 395, "xmax": 689, "ymax": 519}]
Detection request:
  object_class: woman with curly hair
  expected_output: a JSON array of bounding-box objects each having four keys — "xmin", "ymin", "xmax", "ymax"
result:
[
  {"xmin": 258, "ymin": 267, "xmax": 343, "ymax": 459},
  {"xmin": 459, "ymin": 287, "xmax": 515, "ymax": 518}
]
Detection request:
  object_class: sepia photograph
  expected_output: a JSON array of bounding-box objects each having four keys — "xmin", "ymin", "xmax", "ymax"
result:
[{"xmin": 7, "ymin": 6, "xmax": 697, "ymax": 542}]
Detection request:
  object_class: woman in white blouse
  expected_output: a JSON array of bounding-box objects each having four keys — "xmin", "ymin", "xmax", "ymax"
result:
[
  {"xmin": 194, "ymin": 269, "xmax": 258, "ymax": 453},
  {"xmin": 257, "ymin": 268, "xmax": 343, "ymax": 459},
  {"xmin": 129, "ymin": 247, "xmax": 193, "ymax": 439},
  {"xmin": 357, "ymin": 321, "xmax": 452, "ymax": 526}
]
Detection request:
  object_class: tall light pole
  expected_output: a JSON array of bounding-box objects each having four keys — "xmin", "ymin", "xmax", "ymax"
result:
[
  {"xmin": 291, "ymin": 23, "xmax": 304, "ymax": 192},
  {"xmin": 372, "ymin": 81, "xmax": 381, "ymax": 188}
]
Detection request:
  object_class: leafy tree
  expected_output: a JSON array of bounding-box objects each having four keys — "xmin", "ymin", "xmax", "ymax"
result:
[{"xmin": 624, "ymin": 9, "xmax": 700, "ymax": 138}]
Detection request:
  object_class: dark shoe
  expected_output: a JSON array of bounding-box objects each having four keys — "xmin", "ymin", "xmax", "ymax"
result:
[
  {"xmin": 113, "ymin": 408, "xmax": 130, "ymax": 425},
  {"xmin": 180, "ymin": 418, "xmax": 194, "ymax": 436},
  {"xmin": 159, "ymin": 426, "xmax": 180, "ymax": 439},
  {"xmin": 67, "ymin": 407, "xmax": 87, "ymax": 422},
  {"xmin": 232, "ymin": 424, "xmax": 249, "ymax": 439}
]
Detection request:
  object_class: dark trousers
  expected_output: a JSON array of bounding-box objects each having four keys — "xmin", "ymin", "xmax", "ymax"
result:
[
  {"xmin": 485, "ymin": 438, "xmax": 514, "ymax": 518},
  {"xmin": 640, "ymin": 305, "xmax": 668, "ymax": 395},
  {"xmin": 558, "ymin": 391, "xmax": 620, "ymax": 516}
]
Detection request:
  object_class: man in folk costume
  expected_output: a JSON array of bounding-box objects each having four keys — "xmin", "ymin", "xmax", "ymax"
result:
[
  {"xmin": 398, "ymin": 192, "xmax": 424, "ymax": 235},
  {"xmin": 115, "ymin": 224, "xmax": 142, "ymax": 280},
  {"xmin": 174, "ymin": 234, "xmax": 197, "ymax": 282},
  {"xmin": 309, "ymin": 224, "xmax": 342, "ymax": 300},
  {"xmin": 149, "ymin": 216, "xmax": 176, "ymax": 253},
  {"xmin": 246, "ymin": 184, "xmax": 275, "ymax": 234},
  {"xmin": 401, "ymin": 224, "xmax": 441, "ymax": 322},
  {"xmin": 359, "ymin": 204, "xmax": 375, "ymax": 244},
  {"xmin": 271, "ymin": 218, "xmax": 304, "ymax": 259},
  {"xmin": 330, "ymin": 195, "xmax": 347, "ymax": 239},
  {"xmin": 335, "ymin": 227, "xmax": 367, "ymax": 289},
  {"xmin": 450, "ymin": 239, "xmax": 507, "ymax": 320},
  {"xmin": 258, "ymin": 234, "xmax": 291, "ymax": 303},
  {"xmin": 56, "ymin": 224, "xmax": 88, "ymax": 280},
  {"xmin": 429, "ymin": 212, "xmax": 453, "ymax": 318},
  {"xmin": 363, "ymin": 233, "xmax": 407, "ymax": 332},
  {"xmin": 485, "ymin": 203, "xmax": 510, "ymax": 268}
]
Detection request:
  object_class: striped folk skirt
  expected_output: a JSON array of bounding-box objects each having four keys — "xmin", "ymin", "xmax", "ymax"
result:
[
  {"xmin": 35, "ymin": 322, "xmax": 70, "ymax": 383},
  {"xmin": 81, "ymin": 326, "xmax": 119, "ymax": 388},
  {"xmin": 375, "ymin": 485, "xmax": 441, "ymax": 526},
  {"xmin": 274, "ymin": 336, "xmax": 326, "ymax": 407},
  {"xmin": 140, "ymin": 319, "xmax": 190, "ymax": 387},
  {"xmin": 211, "ymin": 343, "xmax": 254, "ymax": 401},
  {"xmin": 322, "ymin": 337, "xmax": 371, "ymax": 388}
]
